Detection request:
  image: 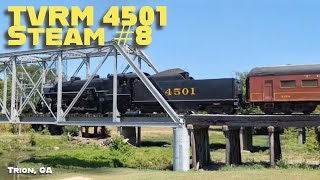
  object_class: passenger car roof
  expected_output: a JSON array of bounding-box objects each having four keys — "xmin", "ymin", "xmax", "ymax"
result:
[{"xmin": 248, "ymin": 64, "xmax": 320, "ymax": 77}]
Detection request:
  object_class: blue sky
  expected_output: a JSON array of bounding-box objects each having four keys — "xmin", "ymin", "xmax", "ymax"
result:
[{"xmin": 1, "ymin": 0, "xmax": 320, "ymax": 79}]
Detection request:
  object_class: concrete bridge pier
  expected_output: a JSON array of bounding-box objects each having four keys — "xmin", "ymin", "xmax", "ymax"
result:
[{"xmin": 173, "ymin": 125, "xmax": 190, "ymax": 171}]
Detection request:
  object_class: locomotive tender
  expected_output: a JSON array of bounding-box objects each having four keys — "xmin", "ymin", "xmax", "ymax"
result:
[
  {"xmin": 246, "ymin": 64, "xmax": 320, "ymax": 114},
  {"xmin": 40, "ymin": 68, "xmax": 243, "ymax": 115}
]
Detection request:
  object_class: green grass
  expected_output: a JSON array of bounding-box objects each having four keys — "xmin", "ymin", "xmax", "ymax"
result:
[
  {"xmin": 30, "ymin": 168, "xmax": 320, "ymax": 180},
  {"xmin": 0, "ymin": 127, "xmax": 320, "ymax": 179},
  {"xmin": 21, "ymin": 146, "xmax": 173, "ymax": 170}
]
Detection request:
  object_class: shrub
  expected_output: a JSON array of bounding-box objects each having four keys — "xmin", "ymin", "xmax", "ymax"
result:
[
  {"xmin": 7, "ymin": 124, "xmax": 33, "ymax": 134},
  {"xmin": 296, "ymin": 160, "xmax": 310, "ymax": 169},
  {"xmin": 276, "ymin": 158, "xmax": 289, "ymax": 169},
  {"xmin": 10, "ymin": 124, "xmax": 18, "ymax": 134},
  {"xmin": 109, "ymin": 136, "xmax": 132, "ymax": 153},
  {"xmin": 0, "ymin": 124, "xmax": 13, "ymax": 133},
  {"xmin": 29, "ymin": 133, "xmax": 36, "ymax": 146},
  {"xmin": 283, "ymin": 128, "xmax": 298, "ymax": 145},
  {"xmin": 305, "ymin": 127, "xmax": 320, "ymax": 151},
  {"xmin": 21, "ymin": 124, "xmax": 32, "ymax": 132},
  {"xmin": 63, "ymin": 126, "xmax": 79, "ymax": 136},
  {"xmin": 40, "ymin": 127, "xmax": 50, "ymax": 135}
]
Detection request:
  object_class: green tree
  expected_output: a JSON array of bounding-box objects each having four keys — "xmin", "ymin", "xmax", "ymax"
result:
[
  {"xmin": 235, "ymin": 71, "xmax": 262, "ymax": 114},
  {"xmin": 0, "ymin": 64, "xmax": 56, "ymax": 113},
  {"xmin": 235, "ymin": 72, "xmax": 248, "ymax": 99}
]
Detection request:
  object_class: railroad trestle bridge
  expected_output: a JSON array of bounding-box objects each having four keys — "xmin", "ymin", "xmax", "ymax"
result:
[{"xmin": 0, "ymin": 42, "xmax": 320, "ymax": 171}]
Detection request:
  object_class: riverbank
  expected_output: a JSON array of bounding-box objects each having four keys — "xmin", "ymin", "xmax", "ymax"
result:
[{"xmin": 0, "ymin": 127, "xmax": 319, "ymax": 179}]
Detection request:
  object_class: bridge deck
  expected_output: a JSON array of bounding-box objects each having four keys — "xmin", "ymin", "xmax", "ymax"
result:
[
  {"xmin": 184, "ymin": 114, "xmax": 320, "ymax": 127},
  {"xmin": 1, "ymin": 113, "xmax": 320, "ymax": 127}
]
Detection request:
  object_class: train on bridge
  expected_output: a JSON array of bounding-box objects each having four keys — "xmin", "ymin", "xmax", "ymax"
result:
[
  {"xmin": 39, "ymin": 68, "xmax": 242, "ymax": 115},
  {"xmin": 37, "ymin": 64, "xmax": 320, "ymax": 115}
]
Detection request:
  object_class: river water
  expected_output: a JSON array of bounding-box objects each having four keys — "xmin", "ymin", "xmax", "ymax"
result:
[{"xmin": 0, "ymin": 152, "xmax": 35, "ymax": 180}]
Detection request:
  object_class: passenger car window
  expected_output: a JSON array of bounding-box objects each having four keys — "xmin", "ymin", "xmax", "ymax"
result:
[
  {"xmin": 280, "ymin": 80, "xmax": 296, "ymax": 88},
  {"xmin": 302, "ymin": 79, "xmax": 318, "ymax": 87}
]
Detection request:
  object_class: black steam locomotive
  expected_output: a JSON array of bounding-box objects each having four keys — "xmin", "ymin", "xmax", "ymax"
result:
[{"xmin": 39, "ymin": 68, "xmax": 243, "ymax": 115}]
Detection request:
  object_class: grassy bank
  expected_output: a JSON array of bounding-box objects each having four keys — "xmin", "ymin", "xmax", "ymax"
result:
[{"xmin": 0, "ymin": 126, "xmax": 319, "ymax": 179}]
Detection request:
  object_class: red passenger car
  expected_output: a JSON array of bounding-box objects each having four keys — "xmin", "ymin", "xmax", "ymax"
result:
[{"xmin": 246, "ymin": 64, "xmax": 320, "ymax": 114}]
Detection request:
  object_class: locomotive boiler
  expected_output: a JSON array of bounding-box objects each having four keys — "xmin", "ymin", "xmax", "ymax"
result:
[{"xmin": 39, "ymin": 68, "xmax": 243, "ymax": 115}]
